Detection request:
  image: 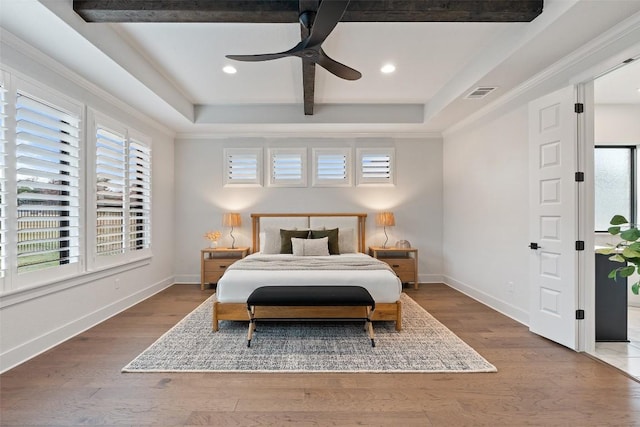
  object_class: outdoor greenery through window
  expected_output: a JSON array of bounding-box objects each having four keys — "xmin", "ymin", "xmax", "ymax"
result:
[
  {"xmin": 94, "ymin": 118, "xmax": 151, "ymax": 261},
  {"xmin": 594, "ymin": 146, "xmax": 635, "ymax": 232},
  {"xmin": 16, "ymin": 92, "xmax": 81, "ymax": 274}
]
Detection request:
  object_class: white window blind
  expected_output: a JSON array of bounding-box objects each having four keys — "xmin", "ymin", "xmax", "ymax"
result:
[
  {"xmin": 223, "ymin": 148, "xmax": 262, "ymax": 186},
  {"xmin": 128, "ymin": 138, "xmax": 151, "ymax": 251},
  {"xmin": 95, "ymin": 126, "xmax": 126, "ymax": 256},
  {"xmin": 312, "ymin": 148, "xmax": 352, "ymax": 187},
  {"xmin": 15, "ymin": 93, "xmax": 81, "ymax": 274},
  {"xmin": 0, "ymin": 79, "xmax": 7, "ymax": 279},
  {"xmin": 269, "ymin": 148, "xmax": 307, "ymax": 187},
  {"xmin": 357, "ymin": 148, "xmax": 395, "ymax": 186}
]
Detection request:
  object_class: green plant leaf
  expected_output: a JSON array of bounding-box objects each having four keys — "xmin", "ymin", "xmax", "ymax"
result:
[
  {"xmin": 608, "ymin": 269, "xmax": 618, "ymax": 280},
  {"xmin": 610, "ymin": 215, "xmax": 629, "ymax": 225},
  {"xmin": 609, "ymin": 254, "xmax": 626, "ymax": 263},
  {"xmin": 632, "ymin": 282, "xmax": 640, "ymax": 295},
  {"xmin": 607, "ymin": 226, "xmax": 621, "ymax": 235},
  {"xmin": 622, "ymin": 247, "xmax": 640, "ymax": 258},
  {"xmin": 620, "ymin": 265, "xmax": 636, "ymax": 277},
  {"xmin": 596, "ymin": 247, "xmax": 615, "ymax": 255},
  {"xmin": 629, "ymin": 242, "xmax": 640, "ymax": 252},
  {"xmin": 620, "ymin": 227, "xmax": 640, "ymax": 242}
]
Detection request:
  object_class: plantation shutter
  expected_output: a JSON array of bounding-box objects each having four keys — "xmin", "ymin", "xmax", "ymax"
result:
[
  {"xmin": 357, "ymin": 148, "xmax": 395, "ymax": 185},
  {"xmin": 269, "ymin": 148, "xmax": 306, "ymax": 187},
  {"xmin": 15, "ymin": 93, "xmax": 81, "ymax": 273},
  {"xmin": 223, "ymin": 148, "xmax": 262, "ymax": 186},
  {"xmin": 313, "ymin": 148, "xmax": 351, "ymax": 187},
  {"xmin": 95, "ymin": 126, "xmax": 126, "ymax": 256},
  {"xmin": 128, "ymin": 138, "xmax": 151, "ymax": 251},
  {"xmin": 0, "ymin": 79, "xmax": 7, "ymax": 279}
]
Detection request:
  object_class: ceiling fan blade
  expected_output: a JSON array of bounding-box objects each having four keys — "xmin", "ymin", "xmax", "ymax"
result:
[
  {"xmin": 226, "ymin": 42, "xmax": 305, "ymax": 62},
  {"xmin": 306, "ymin": 0, "xmax": 351, "ymax": 47},
  {"xmin": 317, "ymin": 49, "xmax": 361, "ymax": 80},
  {"xmin": 226, "ymin": 53, "xmax": 291, "ymax": 62}
]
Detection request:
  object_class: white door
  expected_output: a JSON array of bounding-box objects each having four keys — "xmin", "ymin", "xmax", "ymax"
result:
[{"xmin": 528, "ymin": 86, "xmax": 580, "ymax": 350}]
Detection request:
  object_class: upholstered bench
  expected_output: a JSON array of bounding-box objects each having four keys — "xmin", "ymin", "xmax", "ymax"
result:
[{"xmin": 246, "ymin": 285, "xmax": 376, "ymax": 347}]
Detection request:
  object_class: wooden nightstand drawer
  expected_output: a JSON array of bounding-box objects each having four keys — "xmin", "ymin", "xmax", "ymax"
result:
[
  {"xmin": 201, "ymin": 247, "xmax": 249, "ymax": 290},
  {"xmin": 369, "ymin": 246, "xmax": 419, "ymax": 289},
  {"xmin": 204, "ymin": 259, "xmax": 234, "ymax": 273},
  {"xmin": 384, "ymin": 258, "xmax": 414, "ymax": 272}
]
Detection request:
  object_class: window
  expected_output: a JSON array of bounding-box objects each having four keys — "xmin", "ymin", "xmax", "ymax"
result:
[
  {"xmin": 356, "ymin": 148, "xmax": 395, "ymax": 186},
  {"xmin": 312, "ymin": 148, "xmax": 352, "ymax": 187},
  {"xmin": 0, "ymin": 70, "xmax": 154, "ymax": 294},
  {"xmin": 95, "ymin": 125, "xmax": 126, "ymax": 256},
  {"xmin": 92, "ymin": 111, "xmax": 151, "ymax": 266},
  {"xmin": 268, "ymin": 148, "xmax": 307, "ymax": 187},
  {"xmin": 223, "ymin": 148, "xmax": 262, "ymax": 186},
  {"xmin": 15, "ymin": 90, "xmax": 81, "ymax": 278},
  {"xmin": 128, "ymin": 136, "xmax": 151, "ymax": 251},
  {"xmin": 594, "ymin": 146, "xmax": 635, "ymax": 231}
]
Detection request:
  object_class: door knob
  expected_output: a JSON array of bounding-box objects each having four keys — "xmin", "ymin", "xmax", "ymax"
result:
[{"xmin": 529, "ymin": 242, "xmax": 540, "ymax": 250}]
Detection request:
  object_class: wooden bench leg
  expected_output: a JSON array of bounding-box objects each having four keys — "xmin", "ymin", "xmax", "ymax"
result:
[
  {"xmin": 366, "ymin": 306, "xmax": 375, "ymax": 347},
  {"xmin": 246, "ymin": 306, "xmax": 256, "ymax": 347}
]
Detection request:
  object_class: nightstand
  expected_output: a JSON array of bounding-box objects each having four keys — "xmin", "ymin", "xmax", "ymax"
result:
[
  {"xmin": 200, "ymin": 247, "xmax": 249, "ymax": 290},
  {"xmin": 369, "ymin": 246, "xmax": 419, "ymax": 289}
]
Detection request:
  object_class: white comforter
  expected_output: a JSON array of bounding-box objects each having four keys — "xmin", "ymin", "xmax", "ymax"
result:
[{"xmin": 216, "ymin": 252, "xmax": 402, "ymax": 303}]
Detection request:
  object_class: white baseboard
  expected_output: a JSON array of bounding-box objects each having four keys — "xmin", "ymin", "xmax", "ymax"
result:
[
  {"xmin": 443, "ymin": 275, "xmax": 529, "ymax": 326},
  {"xmin": 0, "ymin": 276, "xmax": 174, "ymax": 374},
  {"xmin": 174, "ymin": 274, "xmax": 200, "ymax": 284}
]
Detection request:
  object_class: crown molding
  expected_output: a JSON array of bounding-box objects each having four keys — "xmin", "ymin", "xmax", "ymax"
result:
[{"xmin": 0, "ymin": 28, "xmax": 175, "ymax": 138}]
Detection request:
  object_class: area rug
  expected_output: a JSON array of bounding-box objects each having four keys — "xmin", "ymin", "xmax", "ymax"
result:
[{"xmin": 122, "ymin": 293, "xmax": 496, "ymax": 373}]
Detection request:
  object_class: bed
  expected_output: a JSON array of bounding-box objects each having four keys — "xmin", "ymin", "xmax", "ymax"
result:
[{"xmin": 212, "ymin": 213, "xmax": 404, "ymax": 331}]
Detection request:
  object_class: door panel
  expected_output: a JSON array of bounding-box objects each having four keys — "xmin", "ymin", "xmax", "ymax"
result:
[{"xmin": 529, "ymin": 86, "xmax": 579, "ymax": 350}]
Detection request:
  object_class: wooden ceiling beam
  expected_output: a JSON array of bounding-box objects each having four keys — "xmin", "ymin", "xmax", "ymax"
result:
[{"xmin": 73, "ymin": 0, "xmax": 543, "ymax": 23}]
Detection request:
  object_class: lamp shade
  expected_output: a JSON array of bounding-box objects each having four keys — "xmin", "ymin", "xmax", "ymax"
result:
[
  {"xmin": 223, "ymin": 212, "xmax": 242, "ymax": 227},
  {"xmin": 376, "ymin": 212, "xmax": 395, "ymax": 227}
]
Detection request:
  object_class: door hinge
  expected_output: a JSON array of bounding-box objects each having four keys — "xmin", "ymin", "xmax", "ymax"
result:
[
  {"xmin": 575, "ymin": 172, "xmax": 584, "ymax": 182},
  {"xmin": 574, "ymin": 103, "xmax": 584, "ymax": 113},
  {"xmin": 576, "ymin": 309, "xmax": 585, "ymax": 320},
  {"xmin": 576, "ymin": 241, "xmax": 585, "ymax": 251}
]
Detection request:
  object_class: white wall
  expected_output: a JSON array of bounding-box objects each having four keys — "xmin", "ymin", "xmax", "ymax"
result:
[
  {"xmin": 443, "ymin": 105, "xmax": 530, "ymax": 324},
  {"xmin": 0, "ymin": 37, "xmax": 176, "ymax": 372},
  {"xmin": 595, "ymin": 104, "xmax": 640, "ymax": 144},
  {"xmin": 174, "ymin": 136, "xmax": 443, "ymax": 284}
]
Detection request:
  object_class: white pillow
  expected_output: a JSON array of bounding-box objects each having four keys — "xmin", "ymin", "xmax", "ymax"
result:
[
  {"xmin": 291, "ymin": 236, "xmax": 329, "ymax": 256},
  {"xmin": 338, "ymin": 228, "xmax": 356, "ymax": 253},
  {"xmin": 260, "ymin": 228, "xmax": 282, "ymax": 254}
]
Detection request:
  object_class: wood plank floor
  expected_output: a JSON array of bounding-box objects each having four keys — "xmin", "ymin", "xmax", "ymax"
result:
[{"xmin": 2, "ymin": 283, "xmax": 640, "ymax": 426}]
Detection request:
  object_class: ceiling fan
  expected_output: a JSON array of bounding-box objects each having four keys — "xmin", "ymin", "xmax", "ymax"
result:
[{"xmin": 226, "ymin": 0, "xmax": 362, "ymax": 81}]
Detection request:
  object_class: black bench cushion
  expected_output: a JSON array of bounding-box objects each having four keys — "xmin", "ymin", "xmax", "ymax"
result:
[{"xmin": 247, "ymin": 285, "xmax": 374, "ymax": 309}]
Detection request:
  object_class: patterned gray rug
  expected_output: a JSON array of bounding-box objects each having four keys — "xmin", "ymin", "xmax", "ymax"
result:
[{"xmin": 122, "ymin": 293, "xmax": 496, "ymax": 373}]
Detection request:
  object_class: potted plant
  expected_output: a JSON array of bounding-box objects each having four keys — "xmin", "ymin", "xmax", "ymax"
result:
[{"xmin": 596, "ymin": 215, "xmax": 640, "ymax": 295}]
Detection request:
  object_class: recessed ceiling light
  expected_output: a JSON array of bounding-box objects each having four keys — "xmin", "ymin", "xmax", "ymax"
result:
[
  {"xmin": 381, "ymin": 64, "xmax": 396, "ymax": 74},
  {"xmin": 223, "ymin": 65, "xmax": 237, "ymax": 74}
]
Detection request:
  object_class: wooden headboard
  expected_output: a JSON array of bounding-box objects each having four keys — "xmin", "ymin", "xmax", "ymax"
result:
[{"xmin": 250, "ymin": 213, "xmax": 367, "ymax": 253}]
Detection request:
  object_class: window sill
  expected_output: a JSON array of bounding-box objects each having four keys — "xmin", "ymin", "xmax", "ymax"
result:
[{"xmin": 0, "ymin": 255, "xmax": 152, "ymax": 309}]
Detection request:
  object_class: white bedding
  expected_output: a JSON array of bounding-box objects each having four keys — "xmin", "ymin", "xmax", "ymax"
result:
[{"xmin": 216, "ymin": 252, "xmax": 402, "ymax": 303}]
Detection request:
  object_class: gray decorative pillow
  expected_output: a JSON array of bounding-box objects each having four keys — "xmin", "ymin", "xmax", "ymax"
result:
[
  {"xmin": 280, "ymin": 229, "xmax": 310, "ymax": 254},
  {"xmin": 291, "ymin": 237, "xmax": 329, "ymax": 256},
  {"xmin": 309, "ymin": 228, "xmax": 339, "ymax": 255},
  {"xmin": 338, "ymin": 228, "xmax": 356, "ymax": 253}
]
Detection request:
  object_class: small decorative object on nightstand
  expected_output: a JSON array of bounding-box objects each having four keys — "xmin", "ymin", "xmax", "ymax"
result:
[
  {"xmin": 369, "ymin": 246, "xmax": 419, "ymax": 289},
  {"xmin": 200, "ymin": 247, "xmax": 249, "ymax": 290}
]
